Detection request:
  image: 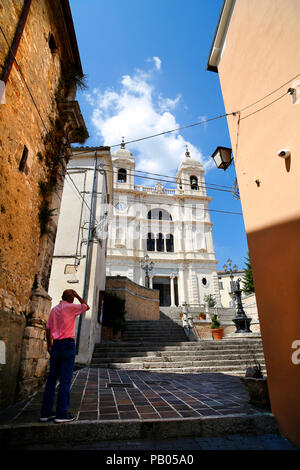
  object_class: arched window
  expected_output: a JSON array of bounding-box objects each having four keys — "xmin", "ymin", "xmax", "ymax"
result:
[
  {"xmin": 166, "ymin": 234, "xmax": 174, "ymax": 252},
  {"xmin": 156, "ymin": 233, "xmax": 164, "ymax": 252},
  {"xmin": 147, "ymin": 209, "xmax": 172, "ymax": 221},
  {"xmin": 117, "ymin": 168, "xmax": 127, "ymax": 183},
  {"xmin": 190, "ymin": 175, "xmax": 198, "ymax": 190},
  {"xmin": 147, "ymin": 233, "xmax": 155, "ymax": 251}
]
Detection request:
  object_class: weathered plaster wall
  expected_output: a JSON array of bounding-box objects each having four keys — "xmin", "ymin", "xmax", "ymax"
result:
[
  {"xmin": 0, "ymin": 0, "xmax": 82, "ymax": 409},
  {"xmin": 216, "ymin": 0, "xmax": 300, "ymax": 447}
]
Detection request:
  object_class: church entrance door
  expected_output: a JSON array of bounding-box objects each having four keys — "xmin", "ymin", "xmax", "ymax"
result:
[{"xmin": 153, "ymin": 277, "xmax": 171, "ymax": 306}]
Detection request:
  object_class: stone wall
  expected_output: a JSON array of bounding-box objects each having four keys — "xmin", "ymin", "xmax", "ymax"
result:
[
  {"xmin": 0, "ymin": 0, "xmax": 86, "ymax": 409},
  {"xmin": 105, "ymin": 276, "xmax": 160, "ymax": 321}
]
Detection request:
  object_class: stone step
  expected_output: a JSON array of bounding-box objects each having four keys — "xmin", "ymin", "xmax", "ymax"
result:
[
  {"xmin": 90, "ymin": 361, "xmax": 267, "ymax": 373},
  {"xmin": 94, "ymin": 341, "xmax": 263, "ymax": 351},
  {"xmin": 92, "ymin": 351, "xmax": 265, "ymax": 362},
  {"xmin": 91, "ymin": 357, "xmax": 266, "ymax": 368}
]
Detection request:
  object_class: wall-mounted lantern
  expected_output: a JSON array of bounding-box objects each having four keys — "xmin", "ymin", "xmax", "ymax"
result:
[{"xmin": 211, "ymin": 146, "xmax": 232, "ymax": 170}]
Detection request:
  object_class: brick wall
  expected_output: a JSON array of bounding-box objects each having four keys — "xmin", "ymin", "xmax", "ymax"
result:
[{"xmin": 105, "ymin": 276, "xmax": 160, "ymax": 321}]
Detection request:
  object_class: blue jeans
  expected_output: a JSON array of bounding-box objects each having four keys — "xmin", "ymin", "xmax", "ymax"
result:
[{"xmin": 41, "ymin": 338, "xmax": 76, "ymax": 418}]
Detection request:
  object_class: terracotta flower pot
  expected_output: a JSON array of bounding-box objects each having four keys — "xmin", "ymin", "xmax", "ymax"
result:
[{"xmin": 211, "ymin": 328, "xmax": 223, "ymax": 340}]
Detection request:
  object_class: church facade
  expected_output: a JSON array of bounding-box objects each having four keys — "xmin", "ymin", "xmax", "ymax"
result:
[{"xmin": 107, "ymin": 141, "xmax": 221, "ymax": 308}]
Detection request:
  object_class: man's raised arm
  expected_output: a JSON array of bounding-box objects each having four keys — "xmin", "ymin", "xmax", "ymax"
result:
[{"xmin": 71, "ymin": 290, "xmax": 90, "ymax": 311}]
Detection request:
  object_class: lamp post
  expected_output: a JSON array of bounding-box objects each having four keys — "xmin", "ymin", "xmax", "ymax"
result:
[
  {"xmin": 140, "ymin": 254, "xmax": 154, "ymax": 288},
  {"xmin": 232, "ymin": 278, "xmax": 252, "ymax": 333},
  {"xmin": 223, "ymin": 259, "xmax": 252, "ymax": 333}
]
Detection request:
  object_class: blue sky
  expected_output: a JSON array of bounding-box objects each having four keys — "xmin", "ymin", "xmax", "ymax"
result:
[{"xmin": 69, "ymin": 0, "xmax": 249, "ymax": 271}]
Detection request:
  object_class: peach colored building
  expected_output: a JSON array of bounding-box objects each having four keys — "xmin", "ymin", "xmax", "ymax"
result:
[{"xmin": 207, "ymin": 0, "xmax": 300, "ymax": 446}]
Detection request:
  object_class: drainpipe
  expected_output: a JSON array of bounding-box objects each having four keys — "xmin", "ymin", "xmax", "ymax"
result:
[
  {"xmin": 76, "ymin": 151, "xmax": 98, "ymax": 354},
  {"xmin": 0, "ymin": 0, "xmax": 32, "ymax": 104}
]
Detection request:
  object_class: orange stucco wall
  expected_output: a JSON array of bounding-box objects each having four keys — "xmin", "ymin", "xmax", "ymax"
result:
[{"xmin": 216, "ymin": 0, "xmax": 300, "ymax": 446}]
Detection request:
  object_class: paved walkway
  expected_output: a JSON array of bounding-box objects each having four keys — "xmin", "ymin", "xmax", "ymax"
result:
[
  {"xmin": 0, "ymin": 368, "xmax": 298, "ymax": 451},
  {"xmin": 1, "ymin": 368, "xmax": 265, "ymax": 424}
]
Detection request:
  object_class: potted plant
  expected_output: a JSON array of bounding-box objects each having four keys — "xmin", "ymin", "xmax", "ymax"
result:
[
  {"xmin": 211, "ymin": 314, "xmax": 223, "ymax": 340},
  {"xmin": 197, "ymin": 313, "xmax": 206, "ymax": 320},
  {"xmin": 204, "ymin": 294, "xmax": 217, "ymax": 308},
  {"xmin": 240, "ymin": 355, "xmax": 270, "ymax": 409}
]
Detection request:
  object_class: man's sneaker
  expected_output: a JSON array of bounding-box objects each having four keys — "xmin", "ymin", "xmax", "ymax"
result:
[
  {"xmin": 40, "ymin": 412, "xmax": 56, "ymax": 422},
  {"xmin": 54, "ymin": 413, "xmax": 76, "ymax": 423}
]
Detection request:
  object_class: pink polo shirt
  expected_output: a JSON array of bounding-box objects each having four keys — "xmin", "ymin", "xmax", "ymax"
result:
[{"xmin": 47, "ymin": 300, "xmax": 89, "ymax": 340}]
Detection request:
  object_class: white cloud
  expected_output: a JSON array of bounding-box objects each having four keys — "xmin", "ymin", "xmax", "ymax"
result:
[
  {"xmin": 158, "ymin": 94, "xmax": 181, "ymax": 112},
  {"xmin": 153, "ymin": 56, "xmax": 162, "ymax": 70},
  {"xmin": 85, "ymin": 63, "xmax": 207, "ymax": 180}
]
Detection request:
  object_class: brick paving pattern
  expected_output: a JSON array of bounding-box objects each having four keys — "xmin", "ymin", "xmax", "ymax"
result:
[{"xmin": 0, "ymin": 368, "xmax": 263, "ymax": 425}]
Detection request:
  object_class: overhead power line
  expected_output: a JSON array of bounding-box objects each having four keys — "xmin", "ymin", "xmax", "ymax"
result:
[{"xmin": 66, "ymin": 169, "xmax": 242, "ymax": 216}]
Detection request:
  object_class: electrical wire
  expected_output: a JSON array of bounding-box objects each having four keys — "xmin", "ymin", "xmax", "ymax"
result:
[
  {"xmin": 66, "ymin": 168, "xmax": 242, "ymax": 216},
  {"xmin": 105, "ymin": 162, "xmax": 233, "ymax": 190},
  {"xmin": 239, "ymin": 72, "xmax": 300, "ymax": 112},
  {"xmin": 240, "ymin": 91, "xmax": 289, "ymax": 121},
  {"xmin": 2, "ymin": 20, "xmax": 298, "ymax": 149},
  {"xmin": 95, "ymin": 164, "xmax": 234, "ymax": 194}
]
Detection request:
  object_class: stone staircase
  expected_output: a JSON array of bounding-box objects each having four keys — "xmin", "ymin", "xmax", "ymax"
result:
[{"xmin": 91, "ymin": 311, "xmax": 266, "ymax": 376}]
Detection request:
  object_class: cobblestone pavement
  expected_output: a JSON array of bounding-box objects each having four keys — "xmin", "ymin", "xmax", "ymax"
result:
[{"xmin": 0, "ymin": 368, "xmax": 267, "ymax": 424}]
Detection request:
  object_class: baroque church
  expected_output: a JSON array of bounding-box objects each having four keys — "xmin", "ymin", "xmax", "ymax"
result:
[{"xmin": 106, "ymin": 140, "xmax": 221, "ymax": 308}]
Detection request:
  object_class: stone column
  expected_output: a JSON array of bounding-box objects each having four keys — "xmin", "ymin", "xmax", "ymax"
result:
[
  {"xmin": 178, "ymin": 265, "xmax": 186, "ymax": 306},
  {"xmin": 170, "ymin": 275, "xmax": 176, "ymax": 307},
  {"xmin": 149, "ymin": 275, "xmax": 153, "ymax": 289}
]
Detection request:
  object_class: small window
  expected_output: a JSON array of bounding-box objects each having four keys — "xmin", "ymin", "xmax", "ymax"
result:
[
  {"xmin": 19, "ymin": 145, "xmax": 28, "ymax": 172},
  {"xmin": 147, "ymin": 233, "xmax": 155, "ymax": 251},
  {"xmin": 166, "ymin": 234, "xmax": 174, "ymax": 252},
  {"xmin": 202, "ymin": 277, "xmax": 207, "ymax": 286},
  {"xmin": 219, "ymin": 282, "xmax": 224, "ymax": 290},
  {"xmin": 156, "ymin": 233, "xmax": 164, "ymax": 252},
  {"xmin": 117, "ymin": 168, "xmax": 127, "ymax": 183},
  {"xmin": 49, "ymin": 34, "xmax": 57, "ymax": 53},
  {"xmin": 147, "ymin": 209, "xmax": 172, "ymax": 221}
]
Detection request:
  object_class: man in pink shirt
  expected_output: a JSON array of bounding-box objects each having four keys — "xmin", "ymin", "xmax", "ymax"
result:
[{"xmin": 40, "ymin": 289, "xmax": 89, "ymax": 423}]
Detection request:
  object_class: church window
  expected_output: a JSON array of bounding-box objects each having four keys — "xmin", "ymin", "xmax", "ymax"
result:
[
  {"xmin": 190, "ymin": 175, "xmax": 198, "ymax": 190},
  {"xmin": 156, "ymin": 233, "xmax": 164, "ymax": 252},
  {"xmin": 117, "ymin": 168, "xmax": 127, "ymax": 183},
  {"xmin": 166, "ymin": 234, "xmax": 174, "ymax": 252},
  {"xmin": 147, "ymin": 233, "xmax": 155, "ymax": 251},
  {"xmin": 147, "ymin": 209, "xmax": 172, "ymax": 221}
]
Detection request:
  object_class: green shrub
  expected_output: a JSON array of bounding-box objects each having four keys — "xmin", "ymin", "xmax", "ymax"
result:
[
  {"xmin": 211, "ymin": 314, "xmax": 221, "ymax": 329},
  {"xmin": 204, "ymin": 294, "xmax": 216, "ymax": 308}
]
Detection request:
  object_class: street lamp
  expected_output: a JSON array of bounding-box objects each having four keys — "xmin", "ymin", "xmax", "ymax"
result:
[
  {"xmin": 232, "ymin": 278, "xmax": 252, "ymax": 333},
  {"xmin": 211, "ymin": 146, "xmax": 232, "ymax": 171},
  {"xmin": 140, "ymin": 254, "xmax": 154, "ymax": 288},
  {"xmin": 223, "ymin": 260, "xmax": 251, "ymax": 333}
]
